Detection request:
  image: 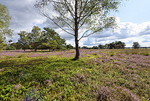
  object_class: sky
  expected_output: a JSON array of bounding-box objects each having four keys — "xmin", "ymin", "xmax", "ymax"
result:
[{"xmin": 0, "ymin": 0, "xmax": 150, "ymax": 47}]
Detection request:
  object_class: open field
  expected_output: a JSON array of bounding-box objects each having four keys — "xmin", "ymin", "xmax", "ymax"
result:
[{"xmin": 0, "ymin": 49, "xmax": 150, "ymax": 101}]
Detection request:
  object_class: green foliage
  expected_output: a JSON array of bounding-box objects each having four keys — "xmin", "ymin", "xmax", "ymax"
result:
[
  {"xmin": 88, "ymin": 41, "xmax": 126, "ymax": 49},
  {"xmin": 0, "ymin": 4, "xmax": 12, "ymax": 50},
  {"xmin": 0, "ymin": 3, "xmax": 11, "ymax": 35},
  {"xmin": 18, "ymin": 31, "xmax": 29, "ymax": 51},
  {"xmin": 36, "ymin": 0, "xmax": 121, "ymax": 33},
  {"xmin": 98, "ymin": 44, "xmax": 105, "ymax": 49},
  {"xmin": 28, "ymin": 26, "xmax": 42, "ymax": 51},
  {"xmin": 6, "ymin": 45, "xmax": 16, "ymax": 50},
  {"xmin": 67, "ymin": 44, "xmax": 74, "ymax": 49},
  {"xmin": 43, "ymin": 28, "xmax": 66, "ymax": 50},
  {"xmin": 11, "ymin": 42, "xmax": 22, "ymax": 50},
  {"xmin": 107, "ymin": 41, "xmax": 126, "ymax": 49},
  {"xmin": 35, "ymin": 0, "xmax": 123, "ymax": 59},
  {"xmin": 25, "ymin": 88, "xmax": 47, "ymax": 101},
  {"xmin": 0, "ymin": 36, "xmax": 7, "ymax": 50},
  {"xmin": 92, "ymin": 46, "xmax": 99, "ymax": 49},
  {"xmin": 0, "ymin": 4, "xmax": 10, "ymax": 29},
  {"xmin": 0, "ymin": 49, "xmax": 149, "ymax": 100},
  {"xmin": 133, "ymin": 42, "xmax": 140, "ymax": 49},
  {"xmin": 16, "ymin": 27, "xmax": 67, "ymax": 51},
  {"xmin": 5, "ymin": 42, "xmax": 23, "ymax": 50},
  {"xmin": 0, "ymin": 84, "xmax": 27, "ymax": 100}
]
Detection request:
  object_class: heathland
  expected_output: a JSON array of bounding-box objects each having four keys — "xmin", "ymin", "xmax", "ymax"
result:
[{"xmin": 0, "ymin": 49, "xmax": 150, "ymax": 101}]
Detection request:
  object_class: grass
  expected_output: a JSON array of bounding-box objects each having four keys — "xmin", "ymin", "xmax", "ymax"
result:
[{"xmin": 0, "ymin": 49, "xmax": 150, "ymax": 101}]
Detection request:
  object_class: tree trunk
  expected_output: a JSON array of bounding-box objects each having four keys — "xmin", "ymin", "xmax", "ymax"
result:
[
  {"xmin": 74, "ymin": 36, "xmax": 79, "ymax": 60},
  {"xmin": 35, "ymin": 48, "xmax": 37, "ymax": 52},
  {"xmin": 74, "ymin": 0, "xmax": 80, "ymax": 60}
]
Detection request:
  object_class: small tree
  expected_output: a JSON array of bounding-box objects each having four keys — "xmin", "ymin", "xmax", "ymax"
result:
[
  {"xmin": 82, "ymin": 46, "xmax": 88, "ymax": 49},
  {"xmin": 114, "ymin": 41, "xmax": 125, "ymax": 49},
  {"xmin": 18, "ymin": 31, "xmax": 29, "ymax": 51},
  {"xmin": 26, "ymin": 27, "xmax": 66, "ymax": 51},
  {"xmin": 108, "ymin": 42, "xmax": 115, "ymax": 49},
  {"xmin": 35, "ymin": 0, "xmax": 122, "ymax": 60},
  {"xmin": 43, "ymin": 28, "xmax": 66, "ymax": 50},
  {"xmin": 98, "ymin": 44, "xmax": 105, "ymax": 49},
  {"xmin": 107, "ymin": 41, "xmax": 125, "ymax": 49},
  {"xmin": 6, "ymin": 40, "xmax": 16, "ymax": 50},
  {"xmin": 92, "ymin": 46, "xmax": 99, "ymax": 49},
  {"xmin": 49, "ymin": 40, "xmax": 58, "ymax": 51},
  {"xmin": 28, "ymin": 26, "xmax": 42, "ymax": 52},
  {"xmin": 10, "ymin": 42, "xmax": 22, "ymax": 50},
  {"xmin": 41, "ymin": 40, "xmax": 58, "ymax": 51},
  {"xmin": 133, "ymin": 42, "xmax": 140, "ymax": 49},
  {"xmin": 66, "ymin": 44, "xmax": 74, "ymax": 49}
]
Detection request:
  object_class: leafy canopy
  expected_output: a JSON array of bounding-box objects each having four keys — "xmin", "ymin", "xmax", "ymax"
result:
[
  {"xmin": 0, "ymin": 3, "xmax": 11, "ymax": 50},
  {"xmin": 0, "ymin": 3, "xmax": 11, "ymax": 36},
  {"xmin": 133, "ymin": 42, "xmax": 140, "ymax": 49},
  {"xmin": 35, "ymin": 0, "xmax": 121, "ymax": 39},
  {"xmin": 17, "ymin": 26, "xmax": 66, "ymax": 51}
]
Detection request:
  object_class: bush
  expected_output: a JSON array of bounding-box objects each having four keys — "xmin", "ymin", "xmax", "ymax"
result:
[{"xmin": 97, "ymin": 86, "xmax": 140, "ymax": 101}]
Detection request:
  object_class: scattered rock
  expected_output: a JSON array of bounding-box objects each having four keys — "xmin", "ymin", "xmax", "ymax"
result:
[
  {"xmin": 0, "ymin": 68, "xmax": 5, "ymax": 72},
  {"xmin": 14, "ymin": 84, "xmax": 22, "ymax": 90},
  {"xmin": 45, "ymin": 80, "xmax": 52, "ymax": 86}
]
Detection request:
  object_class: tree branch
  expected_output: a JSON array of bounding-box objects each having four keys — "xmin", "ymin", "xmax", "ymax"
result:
[
  {"xmin": 43, "ymin": 13, "xmax": 74, "ymax": 36},
  {"xmin": 79, "ymin": 27, "xmax": 104, "ymax": 41},
  {"xmin": 63, "ymin": 0, "xmax": 75, "ymax": 19}
]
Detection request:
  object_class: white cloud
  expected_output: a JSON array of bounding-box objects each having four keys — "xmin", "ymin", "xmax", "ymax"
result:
[
  {"xmin": 0, "ymin": 0, "xmax": 150, "ymax": 47},
  {"xmin": 83, "ymin": 19, "xmax": 150, "ymax": 47},
  {"xmin": 1, "ymin": 0, "xmax": 47, "ymax": 32}
]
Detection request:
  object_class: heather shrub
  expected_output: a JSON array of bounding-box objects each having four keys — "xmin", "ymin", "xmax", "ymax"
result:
[
  {"xmin": 115, "ymin": 87, "xmax": 141, "ymax": 101},
  {"xmin": 140, "ymin": 53, "xmax": 149, "ymax": 56},
  {"xmin": 97, "ymin": 86, "xmax": 115, "ymax": 101},
  {"xmin": 0, "ymin": 49, "xmax": 149, "ymax": 100},
  {"xmin": 97, "ymin": 86, "xmax": 141, "ymax": 101}
]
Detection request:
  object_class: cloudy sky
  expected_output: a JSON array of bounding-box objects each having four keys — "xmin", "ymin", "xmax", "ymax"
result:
[{"xmin": 0, "ymin": 0, "xmax": 150, "ymax": 47}]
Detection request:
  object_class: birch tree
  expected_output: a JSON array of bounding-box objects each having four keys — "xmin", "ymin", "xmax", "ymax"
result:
[{"xmin": 35, "ymin": 0, "xmax": 122, "ymax": 60}]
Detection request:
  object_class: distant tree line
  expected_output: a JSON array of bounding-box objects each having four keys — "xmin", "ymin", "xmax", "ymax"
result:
[
  {"xmin": 82, "ymin": 41, "xmax": 143, "ymax": 49},
  {"xmin": 5, "ymin": 26, "xmax": 74, "ymax": 51},
  {"xmin": 81, "ymin": 41, "xmax": 126, "ymax": 49},
  {"xmin": 5, "ymin": 38, "xmax": 147, "ymax": 51}
]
